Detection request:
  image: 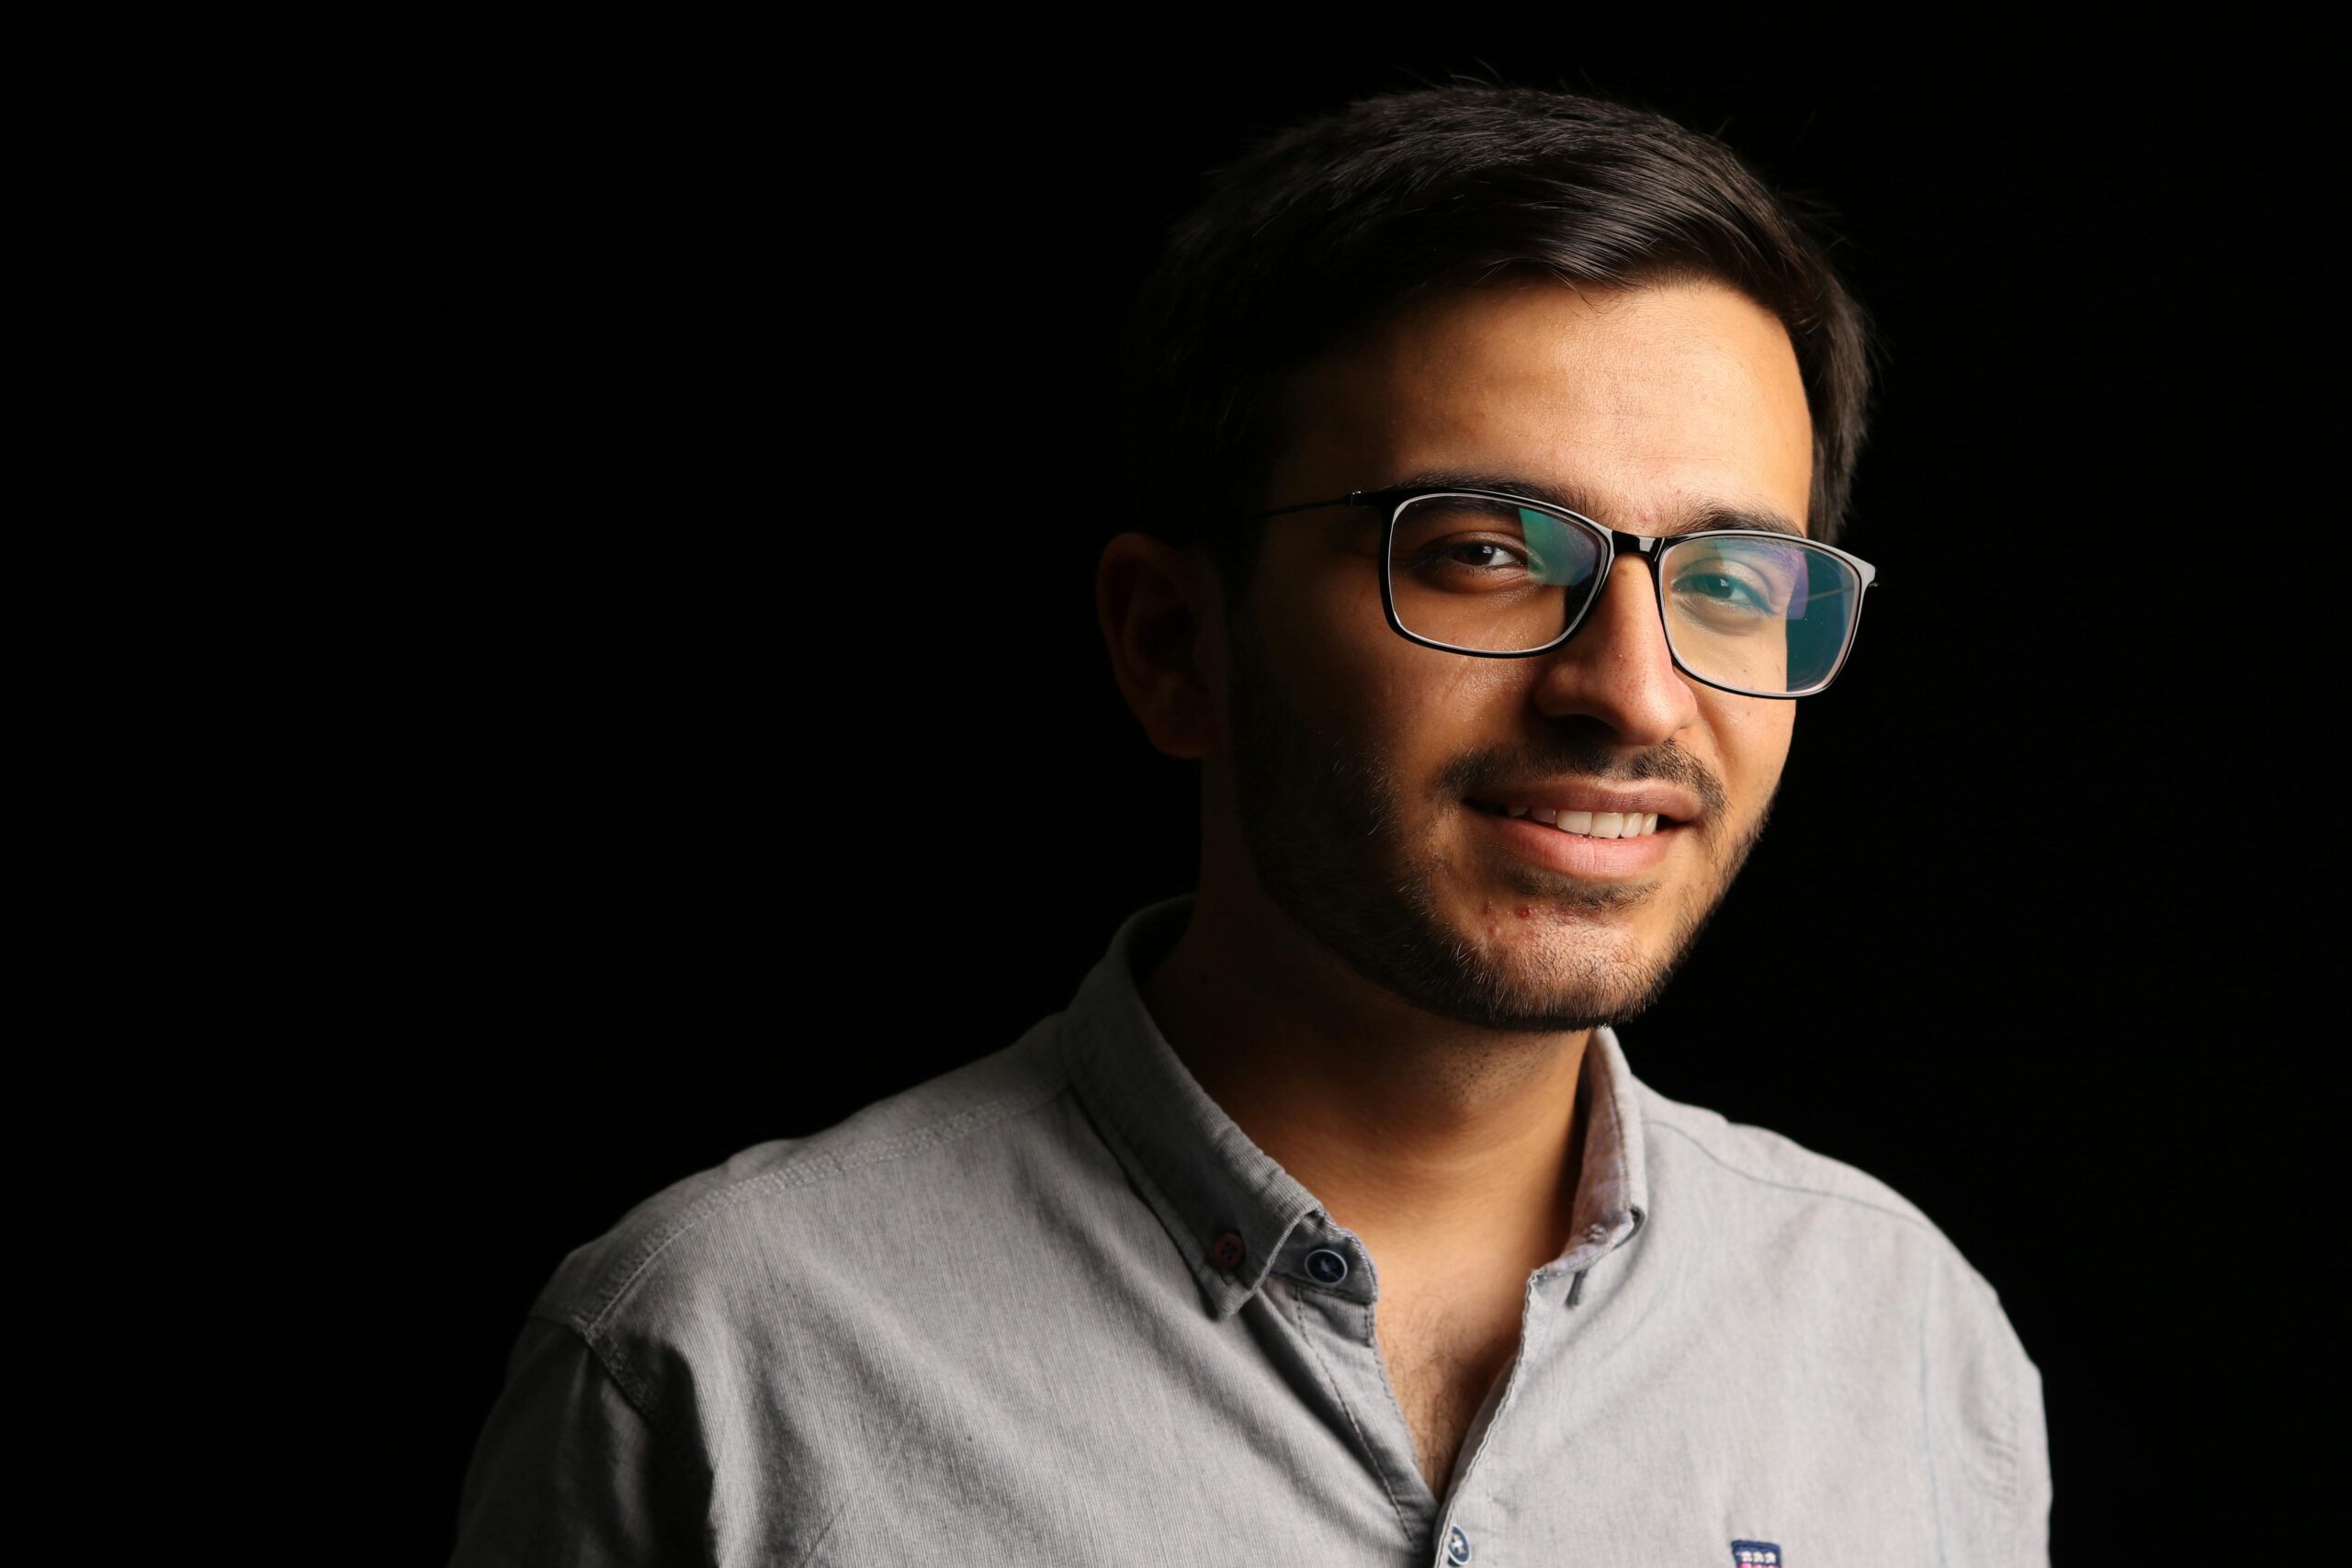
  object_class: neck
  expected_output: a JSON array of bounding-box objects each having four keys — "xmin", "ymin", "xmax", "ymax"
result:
[{"xmin": 1140, "ymin": 871, "xmax": 1592, "ymax": 1280}]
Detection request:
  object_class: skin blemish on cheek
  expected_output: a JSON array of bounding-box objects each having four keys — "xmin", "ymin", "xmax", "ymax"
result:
[{"xmin": 1516, "ymin": 906, "xmax": 1533, "ymax": 919}]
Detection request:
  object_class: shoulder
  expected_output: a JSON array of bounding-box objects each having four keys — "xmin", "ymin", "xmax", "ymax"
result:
[
  {"xmin": 1634, "ymin": 1077, "xmax": 2043, "ymax": 1460},
  {"xmin": 1634, "ymin": 1077, "xmax": 2051, "ymax": 1543},
  {"xmin": 1632, "ymin": 1076, "xmax": 2031, "ymax": 1354},
  {"xmin": 528, "ymin": 1014, "xmax": 1078, "ymax": 1358},
  {"xmin": 1635, "ymin": 1078, "xmax": 1948, "ymax": 1234}
]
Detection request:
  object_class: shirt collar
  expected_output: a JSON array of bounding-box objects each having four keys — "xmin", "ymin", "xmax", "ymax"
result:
[{"xmin": 1057, "ymin": 894, "xmax": 1651, "ymax": 1319}]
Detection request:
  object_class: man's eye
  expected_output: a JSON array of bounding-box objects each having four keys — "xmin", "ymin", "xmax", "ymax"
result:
[
  {"xmin": 1406, "ymin": 536, "xmax": 1547, "ymax": 584},
  {"xmin": 1446, "ymin": 541, "xmax": 1526, "ymax": 570},
  {"xmin": 1671, "ymin": 570, "xmax": 1774, "ymax": 614},
  {"xmin": 1680, "ymin": 571, "xmax": 1749, "ymax": 601}
]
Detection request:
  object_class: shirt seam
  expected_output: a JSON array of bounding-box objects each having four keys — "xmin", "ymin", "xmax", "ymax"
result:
[
  {"xmin": 571, "ymin": 1070, "xmax": 1075, "ymax": 1337},
  {"xmin": 1645, "ymin": 1117, "xmax": 1940, "ymax": 1234},
  {"xmin": 560, "ymin": 1317, "xmax": 665, "ymax": 1435},
  {"xmin": 1286, "ymin": 1280, "xmax": 1417, "ymax": 1550},
  {"xmin": 551, "ymin": 1317, "xmax": 729, "ymax": 1549},
  {"xmin": 1355, "ymin": 1293, "xmax": 1423, "ymax": 1500}
]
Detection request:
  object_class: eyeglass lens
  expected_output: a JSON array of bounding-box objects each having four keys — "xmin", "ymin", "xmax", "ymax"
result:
[{"xmin": 1385, "ymin": 496, "xmax": 1862, "ymax": 694}]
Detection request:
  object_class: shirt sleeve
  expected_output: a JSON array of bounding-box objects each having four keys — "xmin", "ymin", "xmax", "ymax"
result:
[
  {"xmin": 1920, "ymin": 1242, "xmax": 2052, "ymax": 1567},
  {"xmin": 2017, "ymin": 1348, "xmax": 2052, "ymax": 1566},
  {"xmin": 449, "ymin": 1315, "xmax": 712, "ymax": 1568}
]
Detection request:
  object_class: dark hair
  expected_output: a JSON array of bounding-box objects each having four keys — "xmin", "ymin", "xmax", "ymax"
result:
[{"xmin": 1118, "ymin": 83, "xmax": 1874, "ymax": 597}]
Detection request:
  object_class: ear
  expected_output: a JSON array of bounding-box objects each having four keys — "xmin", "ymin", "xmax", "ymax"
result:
[{"xmin": 1096, "ymin": 532, "xmax": 1226, "ymax": 760}]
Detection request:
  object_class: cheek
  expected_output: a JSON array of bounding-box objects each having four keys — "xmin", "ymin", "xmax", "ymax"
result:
[
  {"xmin": 1701, "ymin": 696, "xmax": 1795, "ymax": 805},
  {"xmin": 1272, "ymin": 570, "xmax": 1511, "ymax": 759},
  {"xmin": 1268, "ymin": 563, "xmax": 1396, "ymax": 713}
]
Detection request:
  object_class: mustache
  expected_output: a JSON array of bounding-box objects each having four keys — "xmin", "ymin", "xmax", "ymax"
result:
[{"xmin": 1434, "ymin": 732, "xmax": 1729, "ymax": 824}]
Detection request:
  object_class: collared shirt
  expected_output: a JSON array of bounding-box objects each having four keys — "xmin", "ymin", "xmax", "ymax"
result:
[{"xmin": 451, "ymin": 895, "xmax": 2052, "ymax": 1566}]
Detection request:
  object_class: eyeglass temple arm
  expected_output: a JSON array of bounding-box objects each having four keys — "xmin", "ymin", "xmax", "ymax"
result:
[{"xmin": 1255, "ymin": 491, "xmax": 1373, "ymax": 520}]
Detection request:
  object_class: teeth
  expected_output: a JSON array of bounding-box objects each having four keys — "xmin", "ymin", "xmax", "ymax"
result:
[{"xmin": 1487, "ymin": 802, "xmax": 1669, "ymax": 839}]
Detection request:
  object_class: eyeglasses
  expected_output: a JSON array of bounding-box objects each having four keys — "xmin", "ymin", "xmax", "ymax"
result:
[{"xmin": 1257, "ymin": 484, "xmax": 1880, "ymax": 698}]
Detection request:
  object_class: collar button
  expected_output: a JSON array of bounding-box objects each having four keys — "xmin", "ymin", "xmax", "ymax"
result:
[{"xmin": 1304, "ymin": 1247, "xmax": 1350, "ymax": 1286}]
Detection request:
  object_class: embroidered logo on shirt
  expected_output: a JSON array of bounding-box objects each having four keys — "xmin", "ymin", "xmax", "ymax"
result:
[{"xmin": 1730, "ymin": 1541, "xmax": 1782, "ymax": 1566}]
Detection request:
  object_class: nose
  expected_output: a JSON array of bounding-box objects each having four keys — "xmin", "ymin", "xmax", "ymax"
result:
[{"xmin": 1527, "ymin": 553, "xmax": 1701, "ymax": 746}]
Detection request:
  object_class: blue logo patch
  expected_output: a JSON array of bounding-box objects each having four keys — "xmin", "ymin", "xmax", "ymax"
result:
[{"xmin": 1730, "ymin": 1542, "xmax": 1782, "ymax": 1567}]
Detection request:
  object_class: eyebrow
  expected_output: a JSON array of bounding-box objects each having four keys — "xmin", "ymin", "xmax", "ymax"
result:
[{"xmin": 1386, "ymin": 468, "xmax": 1808, "ymax": 539}]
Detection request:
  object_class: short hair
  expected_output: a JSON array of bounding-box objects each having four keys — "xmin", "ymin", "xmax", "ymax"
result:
[{"xmin": 1117, "ymin": 83, "xmax": 1875, "ymax": 599}]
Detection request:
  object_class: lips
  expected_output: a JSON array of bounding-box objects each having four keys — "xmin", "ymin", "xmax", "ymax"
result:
[{"xmin": 1467, "ymin": 799, "xmax": 1680, "ymax": 877}]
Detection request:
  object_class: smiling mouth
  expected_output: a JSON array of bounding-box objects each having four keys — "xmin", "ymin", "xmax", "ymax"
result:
[{"xmin": 1466, "ymin": 799, "xmax": 1676, "ymax": 840}]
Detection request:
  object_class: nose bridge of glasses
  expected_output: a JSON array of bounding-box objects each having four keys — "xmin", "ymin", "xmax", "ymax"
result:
[
  {"xmin": 1602, "ymin": 532, "xmax": 1661, "ymax": 603},
  {"xmin": 1571, "ymin": 531, "xmax": 1673, "ymax": 649}
]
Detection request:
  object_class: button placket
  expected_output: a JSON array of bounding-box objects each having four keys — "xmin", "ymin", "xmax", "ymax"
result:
[
  {"xmin": 1429, "ymin": 1267, "xmax": 1557, "ymax": 1568},
  {"xmin": 1278, "ymin": 1275, "xmax": 1432, "ymax": 1548}
]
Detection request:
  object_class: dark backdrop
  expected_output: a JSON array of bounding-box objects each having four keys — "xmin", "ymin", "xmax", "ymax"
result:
[{"xmin": 389, "ymin": 27, "xmax": 2324, "ymax": 1561}]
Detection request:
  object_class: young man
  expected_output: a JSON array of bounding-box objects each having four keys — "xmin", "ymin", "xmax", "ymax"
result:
[{"xmin": 453, "ymin": 85, "xmax": 2051, "ymax": 1566}]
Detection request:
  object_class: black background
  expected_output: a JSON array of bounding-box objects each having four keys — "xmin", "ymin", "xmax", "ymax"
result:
[{"xmin": 393, "ymin": 25, "xmax": 2327, "ymax": 1561}]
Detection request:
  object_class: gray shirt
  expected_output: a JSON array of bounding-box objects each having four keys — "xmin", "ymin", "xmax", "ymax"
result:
[{"xmin": 451, "ymin": 895, "xmax": 2052, "ymax": 1566}]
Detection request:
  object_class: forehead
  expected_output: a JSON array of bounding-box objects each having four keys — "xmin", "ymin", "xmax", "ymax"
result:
[{"xmin": 1271, "ymin": 276, "xmax": 1815, "ymax": 535}]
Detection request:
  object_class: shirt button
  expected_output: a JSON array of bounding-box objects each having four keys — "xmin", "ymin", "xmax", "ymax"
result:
[
  {"xmin": 1304, "ymin": 1247, "xmax": 1350, "ymax": 1286},
  {"xmin": 1445, "ymin": 1523, "xmax": 1473, "ymax": 1563},
  {"xmin": 1210, "ymin": 1231, "xmax": 1246, "ymax": 1270}
]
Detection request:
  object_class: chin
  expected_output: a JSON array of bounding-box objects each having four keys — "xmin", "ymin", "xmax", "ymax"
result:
[
  {"xmin": 1367, "ymin": 888, "xmax": 1690, "ymax": 1033},
  {"xmin": 1479, "ymin": 934, "xmax": 1679, "ymax": 1031}
]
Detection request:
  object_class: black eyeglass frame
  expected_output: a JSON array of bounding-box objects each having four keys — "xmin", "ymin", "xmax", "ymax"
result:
[{"xmin": 1257, "ymin": 483, "xmax": 1881, "ymax": 699}]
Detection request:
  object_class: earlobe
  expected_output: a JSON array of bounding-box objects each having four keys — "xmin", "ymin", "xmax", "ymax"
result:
[{"xmin": 1097, "ymin": 533, "xmax": 1224, "ymax": 760}]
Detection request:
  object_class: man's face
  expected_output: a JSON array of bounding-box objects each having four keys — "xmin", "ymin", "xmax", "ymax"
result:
[{"xmin": 1216, "ymin": 276, "xmax": 1815, "ymax": 1032}]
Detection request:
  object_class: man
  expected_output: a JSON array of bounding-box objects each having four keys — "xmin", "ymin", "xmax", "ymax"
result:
[{"xmin": 453, "ymin": 84, "xmax": 2051, "ymax": 1565}]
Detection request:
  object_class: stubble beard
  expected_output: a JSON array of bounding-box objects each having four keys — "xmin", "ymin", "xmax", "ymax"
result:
[{"xmin": 1222, "ymin": 614, "xmax": 1774, "ymax": 1033}]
